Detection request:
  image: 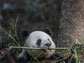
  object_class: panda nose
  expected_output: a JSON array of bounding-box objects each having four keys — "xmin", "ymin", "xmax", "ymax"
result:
[{"xmin": 45, "ymin": 43, "xmax": 51, "ymax": 47}]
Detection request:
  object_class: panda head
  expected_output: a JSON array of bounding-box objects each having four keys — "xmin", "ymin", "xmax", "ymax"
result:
[{"xmin": 19, "ymin": 28, "xmax": 56, "ymax": 59}]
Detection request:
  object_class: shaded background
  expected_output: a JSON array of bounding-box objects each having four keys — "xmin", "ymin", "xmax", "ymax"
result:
[{"xmin": 0, "ymin": 0, "xmax": 63, "ymax": 46}]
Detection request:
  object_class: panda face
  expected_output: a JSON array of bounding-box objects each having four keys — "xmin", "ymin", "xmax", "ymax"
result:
[
  {"xmin": 24, "ymin": 31, "xmax": 56, "ymax": 58},
  {"xmin": 18, "ymin": 28, "xmax": 56, "ymax": 59},
  {"xmin": 25, "ymin": 31, "xmax": 55, "ymax": 49}
]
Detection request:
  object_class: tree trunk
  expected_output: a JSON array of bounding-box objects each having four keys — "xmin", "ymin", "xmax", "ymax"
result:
[{"xmin": 58, "ymin": 0, "xmax": 84, "ymax": 48}]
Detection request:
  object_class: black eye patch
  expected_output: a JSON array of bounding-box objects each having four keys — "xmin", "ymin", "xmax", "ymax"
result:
[{"xmin": 36, "ymin": 39, "xmax": 41, "ymax": 46}]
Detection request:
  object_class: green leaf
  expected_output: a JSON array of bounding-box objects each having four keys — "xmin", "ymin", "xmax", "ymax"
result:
[{"xmin": 14, "ymin": 14, "xmax": 19, "ymax": 27}]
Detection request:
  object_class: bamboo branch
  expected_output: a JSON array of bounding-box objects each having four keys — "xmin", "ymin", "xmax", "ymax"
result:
[{"xmin": 10, "ymin": 46, "xmax": 69, "ymax": 50}]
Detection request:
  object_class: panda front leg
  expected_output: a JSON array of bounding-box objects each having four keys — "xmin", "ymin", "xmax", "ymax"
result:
[{"xmin": 16, "ymin": 50, "xmax": 31, "ymax": 63}]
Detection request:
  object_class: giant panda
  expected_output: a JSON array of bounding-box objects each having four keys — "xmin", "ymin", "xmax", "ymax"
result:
[{"xmin": 16, "ymin": 28, "xmax": 56, "ymax": 63}]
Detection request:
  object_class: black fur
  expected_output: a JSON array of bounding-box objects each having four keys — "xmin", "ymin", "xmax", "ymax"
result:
[
  {"xmin": 19, "ymin": 29, "xmax": 29, "ymax": 41},
  {"xmin": 16, "ymin": 52, "xmax": 31, "ymax": 63},
  {"xmin": 44, "ymin": 27, "xmax": 53, "ymax": 37},
  {"xmin": 19, "ymin": 27, "xmax": 53, "ymax": 41},
  {"xmin": 16, "ymin": 53, "xmax": 63, "ymax": 63},
  {"xmin": 36, "ymin": 39, "xmax": 42, "ymax": 46}
]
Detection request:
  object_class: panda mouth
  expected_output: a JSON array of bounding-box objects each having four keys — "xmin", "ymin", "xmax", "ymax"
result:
[
  {"xmin": 41, "ymin": 48, "xmax": 51, "ymax": 52},
  {"xmin": 41, "ymin": 49, "xmax": 47, "ymax": 52}
]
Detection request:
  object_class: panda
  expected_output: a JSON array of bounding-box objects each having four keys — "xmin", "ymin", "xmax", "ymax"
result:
[{"xmin": 16, "ymin": 28, "xmax": 56, "ymax": 63}]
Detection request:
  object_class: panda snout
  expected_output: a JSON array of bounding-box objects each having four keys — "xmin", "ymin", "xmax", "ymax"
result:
[{"xmin": 45, "ymin": 43, "xmax": 51, "ymax": 47}]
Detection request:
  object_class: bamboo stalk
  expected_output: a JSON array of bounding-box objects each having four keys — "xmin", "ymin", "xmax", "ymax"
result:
[{"xmin": 10, "ymin": 46, "xmax": 69, "ymax": 50}]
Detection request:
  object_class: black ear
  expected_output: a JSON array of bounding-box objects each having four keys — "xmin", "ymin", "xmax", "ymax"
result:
[
  {"xmin": 44, "ymin": 27, "xmax": 53, "ymax": 37},
  {"xmin": 19, "ymin": 29, "xmax": 29, "ymax": 41}
]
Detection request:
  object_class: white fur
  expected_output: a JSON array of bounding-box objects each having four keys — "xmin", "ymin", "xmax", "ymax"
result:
[{"xmin": 19, "ymin": 31, "xmax": 56, "ymax": 58}]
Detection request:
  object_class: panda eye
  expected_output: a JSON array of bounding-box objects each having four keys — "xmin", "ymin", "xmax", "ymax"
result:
[
  {"xmin": 47, "ymin": 39, "xmax": 52, "ymax": 43},
  {"xmin": 36, "ymin": 39, "xmax": 41, "ymax": 46},
  {"xmin": 47, "ymin": 39, "xmax": 50, "ymax": 41}
]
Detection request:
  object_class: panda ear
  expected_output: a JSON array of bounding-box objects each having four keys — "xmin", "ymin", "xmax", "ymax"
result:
[
  {"xmin": 19, "ymin": 29, "xmax": 29, "ymax": 41},
  {"xmin": 44, "ymin": 27, "xmax": 53, "ymax": 37}
]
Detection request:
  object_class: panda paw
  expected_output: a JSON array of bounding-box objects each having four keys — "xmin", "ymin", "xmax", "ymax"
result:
[{"xmin": 16, "ymin": 57, "xmax": 27, "ymax": 63}]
